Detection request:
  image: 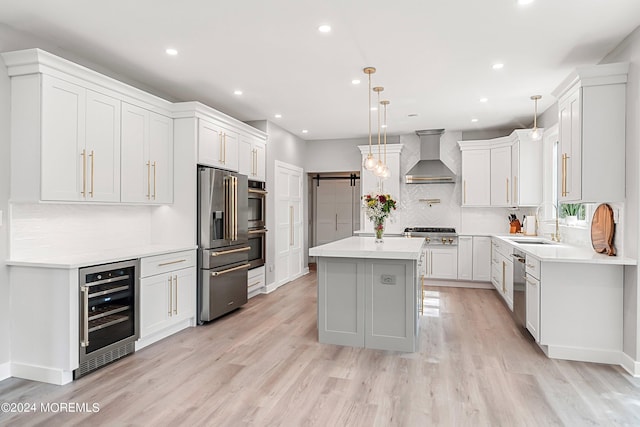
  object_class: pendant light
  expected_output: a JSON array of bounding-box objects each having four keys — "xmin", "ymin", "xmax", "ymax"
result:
[
  {"xmin": 363, "ymin": 67, "xmax": 377, "ymax": 171},
  {"xmin": 379, "ymin": 100, "xmax": 390, "ymax": 180},
  {"xmin": 530, "ymin": 95, "xmax": 542, "ymax": 141},
  {"xmin": 373, "ymin": 86, "xmax": 386, "ymax": 177}
]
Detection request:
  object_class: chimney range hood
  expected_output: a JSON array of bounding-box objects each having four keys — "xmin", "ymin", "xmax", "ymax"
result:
[{"xmin": 405, "ymin": 129, "xmax": 456, "ymax": 184}]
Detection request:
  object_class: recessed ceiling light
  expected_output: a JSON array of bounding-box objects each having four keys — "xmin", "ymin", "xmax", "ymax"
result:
[
  {"xmin": 318, "ymin": 25, "xmax": 331, "ymax": 33},
  {"xmin": 492, "ymin": 63, "xmax": 504, "ymax": 70},
  {"xmin": 370, "ymin": 107, "xmax": 378, "ymax": 111},
  {"xmin": 274, "ymin": 114, "xmax": 282, "ymax": 118},
  {"xmin": 471, "ymin": 118, "xmax": 479, "ymax": 123},
  {"xmin": 381, "ymin": 124, "xmax": 388, "ymax": 129},
  {"xmin": 233, "ymin": 90, "xmax": 243, "ymax": 95},
  {"xmin": 165, "ymin": 48, "xmax": 178, "ymax": 56},
  {"xmin": 480, "ymin": 97, "xmax": 488, "ymax": 103},
  {"xmin": 517, "ymin": 0, "xmax": 534, "ymax": 5},
  {"xmin": 302, "ymin": 129, "xmax": 309, "ymax": 134},
  {"xmin": 352, "ymin": 79, "xmax": 361, "ymax": 85}
]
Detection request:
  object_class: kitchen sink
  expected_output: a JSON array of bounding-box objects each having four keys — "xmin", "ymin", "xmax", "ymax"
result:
[{"xmin": 504, "ymin": 237, "xmax": 558, "ymax": 245}]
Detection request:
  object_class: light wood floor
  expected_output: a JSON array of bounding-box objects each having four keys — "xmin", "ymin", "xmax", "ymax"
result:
[{"xmin": 2, "ymin": 273, "xmax": 640, "ymax": 426}]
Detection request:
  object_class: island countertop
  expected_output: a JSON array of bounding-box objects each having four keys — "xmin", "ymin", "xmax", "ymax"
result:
[{"xmin": 309, "ymin": 236, "xmax": 425, "ymax": 260}]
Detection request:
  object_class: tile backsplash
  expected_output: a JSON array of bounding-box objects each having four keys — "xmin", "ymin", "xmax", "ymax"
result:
[{"xmin": 10, "ymin": 203, "xmax": 153, "ymax": 259}]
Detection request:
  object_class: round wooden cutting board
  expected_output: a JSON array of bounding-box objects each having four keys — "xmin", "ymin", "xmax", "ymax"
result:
[{"xmin": 591, "ymin": 203, "xmax": 616, "ymax": 256}]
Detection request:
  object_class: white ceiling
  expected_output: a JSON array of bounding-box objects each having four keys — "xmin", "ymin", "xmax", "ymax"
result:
[{"xmin": 1, "ymin": 0, "xmax": 640, "ymax": 140}]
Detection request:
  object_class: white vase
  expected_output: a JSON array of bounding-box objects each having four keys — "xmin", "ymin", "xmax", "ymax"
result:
[{"xmin": 566, "ymin": 215, "xmax": 578, "ymax": 226}]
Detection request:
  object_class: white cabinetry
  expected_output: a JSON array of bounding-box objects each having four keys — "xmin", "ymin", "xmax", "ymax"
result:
[
  {"xmin": 3, "ymin": 49, "xmax": 175, "ymax": 205},
  {"xmin": 461, "ymin": 149, "xmax": 490, "ymax": 206},
  {"xmin": 198, "ymin": 119, "xmax": 239, "ymax": 171},
  {"xmin": 14, "ymin": 74, "xmax": 121, "ymax": 202},
  {"xmin": 423, "ymin": 246, "xmax": 457, "ymax": 280},
  {"xmin": 459, "ymin": 130, "xmax": 542, "ymax": 207},
  {"xmin": 472, "ymin": 236, "xmax": 492, "ymax": 281},
  {"xmin": 121, "ymin": 102, "xmax": 174, "ymax": 204},
  {"xmin": 248, "ymin": 266, "xmax": 266, "ymax": 298},
  {"xmin": 457, "ymin": 236, "xmax": 473, "ymax": 280},
  {"xmin": 491, "ymin": 238, "xmax": 514, "ymax": 310},
  {"xmin": 553, "ymin": 62, "xmax": 628, "ymax": 203},
  {"xmin": 138, "ymin": 250, "xmax": 196, "ymax": 349},
  {"xmin": 510, "ymin": 130, "xmax": 543, "ymax": 206},
  {"xmin": 525, "ymin": 257, "xmax": 541, "ymax": 342},
  {"xmin": 239, "ymin": 134, "xmax": 266, "ymax": 181},
  {"xmin": 490, "ymin": 146, "xmax": 512, "ymax": 206},
  {"xmin": 458, "ymin": 236, "xmax": 492, "ymax": 282}
]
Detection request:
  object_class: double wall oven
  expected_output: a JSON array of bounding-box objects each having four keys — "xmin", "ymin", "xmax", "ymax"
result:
[
  {"xmin": 248, "ymin": 180, "xmax": 267, "ymax": 269},
  {"xmin": 198, "ymin": 166, "xmax": 250, "ymax": 323}
]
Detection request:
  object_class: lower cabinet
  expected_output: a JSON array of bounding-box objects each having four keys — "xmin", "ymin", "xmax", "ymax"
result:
[
  {"xmin": 424, "ymin": 247, "xmax": 457, "ymax": 280},
  {"xmin": 525, "ymin": 273, "xmax": 540, "ymax": 342},
  {"xmin": 248, "ymin": 266, "xmax": 266, "ymax": 298},
  {"xmin": 457, "ymin": 235, "xmax": 492, "ymax": 282},
  {"xmin": 317, "ymin": 257, "xmax": 418, "ymax": 352},
  {"xmin": 491, "ymin": 239, "xmax": 514, "ymax": 310},
  {"xmin": 138, "ymin": 250, "xmax": 196, "ymax": 349}
]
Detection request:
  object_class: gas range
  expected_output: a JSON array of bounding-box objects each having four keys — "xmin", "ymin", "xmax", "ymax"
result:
[{"xmin": 404, "ymin": 227, "xmax": 458, "ymax": 245}]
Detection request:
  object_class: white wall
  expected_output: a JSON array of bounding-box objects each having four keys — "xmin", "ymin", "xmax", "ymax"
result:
[
  {"xmin": 247, "ymin": 120, "xmax": 308, "ymax": 287},
  {"xmin": 0, "ymin": 50, "xmax": 11, "ymax": 376},
  {"xmin": 306, "ymin": 136, "xmax": 401, "ymax": 173},
  {"xmin": 599, "ymin": 25, "xmax": 640, "ymax": 362}
]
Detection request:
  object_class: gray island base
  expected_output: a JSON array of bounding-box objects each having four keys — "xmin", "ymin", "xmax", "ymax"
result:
[{"xmin": 309, "ymin": 236, "xmax": 426, "ymax": 352}]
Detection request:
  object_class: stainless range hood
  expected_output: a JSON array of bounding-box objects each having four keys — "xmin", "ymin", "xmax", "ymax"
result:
[{"xmin": 405, "ymin": 129, "xmax": 456, "ymax": 184}]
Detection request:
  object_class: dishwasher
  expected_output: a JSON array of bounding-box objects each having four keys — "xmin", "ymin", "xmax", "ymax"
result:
[{"xmin": 511, "ymin": 249, "xmax": 527, "ymax": 331}]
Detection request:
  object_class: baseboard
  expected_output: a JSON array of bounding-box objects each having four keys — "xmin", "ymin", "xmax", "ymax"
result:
[
  {"xmin": 11, "ymin": 362, "xmax": 73, "ymax": 385},
  {"xmin": 425, "ymin": 280, "xmax": 493, "ymax": 289},
  {"xmin": 265, "ymin": 268, "xmax": 310, "ymax": 294},
  {"xmin": 620, "ymin": 352, "xmax": 640, "ymax": 376},
  {"xmin": 545, "ymin": 344, "xmax": 622, "ymax": 365},
  {"xmin": 0, "ymin": 361, "xmax": 10, "ymax": 382}
]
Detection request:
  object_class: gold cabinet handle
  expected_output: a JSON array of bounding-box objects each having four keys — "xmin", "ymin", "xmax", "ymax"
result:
[
  {"xmin": 89, "ymin": 150, "xmax": 94, "ymax": 197},
  {"xmin": 80, "ymin": 149, "xmax": 87, "ymax": 197},
  {"xmin": 174, "ymin": 275, "xmax": 178, "ymax": 315},
  {"xmin": 223, "ymin": 133, "xmax": 227, "ymax": 164},
  {"xmin": 146, "ymin": 161, "xmax": 151, "ymax": 199},
  {"xmin": 561, "ymin": 153, "xmax": 566, "ymax": 197},
  {"xmin": 152, "ymin": 161, "xmax": 157, "ymax": 200},
  {"xmin": 219, "ymin": 132, "xmax": 224, "ymax": 163},
  {"xmin": 168, "ymin": 276, "xmax": 172, "ymax": 316},
  {"xmin": 513, "ymin": 175, "xmax": 517, "ymax": 205},
  {"xmin": 506, "ymin": 178, "xmax": 509, "ymax": 204},
  {"xmin": 463, "ymin": 180, "xmax": 466, "ymax": 204},
  {"xmin": 290, "ymin": 206, "xmax": 294, "ymax": 246},
  {"xmin": 158, "ymin": 259, "xmax": 187, "ymax": 267}
]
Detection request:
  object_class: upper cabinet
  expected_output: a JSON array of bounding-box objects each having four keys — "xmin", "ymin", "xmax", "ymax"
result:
[
  {"xmin": 239, "ymin": 134, "xmax": 266, "ymax": 182},
  {"xmin": 198, "ymin": 119, "xmax": 239, "ymax": 172},
  {"xmin": 458, "ymin": 130, "xmax": 542, "ymax": 207},
  {"xmin": 121, "ymin": 102, "xmax": 174, "ymax": 204},
  {"xmin": 2, "ymin": 49, "xmax": 175, "ymax": 204},
  {"xmin": 552, "ymin": 62, "xmax": 628, "ymax": 203},
  {"xmin": 461, "ymin": 149, "xmax": 490, "ymax": 206}
]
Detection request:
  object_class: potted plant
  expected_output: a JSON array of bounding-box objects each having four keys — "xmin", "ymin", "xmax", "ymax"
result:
[{"xmin": 561, "ymin": 203, "xmax": 583, "ymax": 225}]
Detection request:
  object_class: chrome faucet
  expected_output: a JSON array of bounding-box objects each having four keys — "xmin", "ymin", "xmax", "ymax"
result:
[{"xmin": 536, "ymin": 202, "xmax": 561, "ymax": 242}]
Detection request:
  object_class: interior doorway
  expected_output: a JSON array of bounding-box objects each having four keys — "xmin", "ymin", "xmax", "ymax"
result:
[{"xmin": 309, "ymin": 173, "xmax": 361, "ymax": 249}]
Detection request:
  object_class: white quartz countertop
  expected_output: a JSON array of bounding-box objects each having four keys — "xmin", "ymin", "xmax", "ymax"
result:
[
  {"xmin": 6, "ymin": 244, "xmax": 197, "ymax": 269},
  {"xmin": 309, "ymin": 236, "xmax": 424, "ymax": 260},
  {"xmin": 492, "ymin": 235, "xmax": 636, "ymax": 265}
]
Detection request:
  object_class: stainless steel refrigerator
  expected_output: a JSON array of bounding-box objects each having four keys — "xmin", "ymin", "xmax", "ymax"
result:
[{"xmin": 197, "ymin": 166, "xmax": 250, "ymax": 323}]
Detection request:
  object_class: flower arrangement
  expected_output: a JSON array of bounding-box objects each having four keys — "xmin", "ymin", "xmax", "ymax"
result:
[{"xmin": 362, "ymin": 193, "xmax": 397, "ymax": 241}]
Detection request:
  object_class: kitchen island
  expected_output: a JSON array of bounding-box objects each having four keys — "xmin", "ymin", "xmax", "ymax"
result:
[{"xmin": 309, "ymin": 236, "xmax": 425, "ymax": 352}]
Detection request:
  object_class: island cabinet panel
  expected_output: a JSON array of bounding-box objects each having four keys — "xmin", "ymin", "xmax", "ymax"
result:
[
  {"xmin": 317, "ymin": 258, "xmax": 365, "ymax": 347},
  {"xmin": 367, "ymin": 261, "xmax": 416, "ymax": 352},
  {"xmin": 317, "ymin": 257, "xmax": 418, "ymax": 352}
]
